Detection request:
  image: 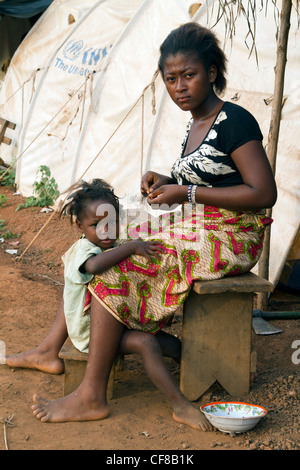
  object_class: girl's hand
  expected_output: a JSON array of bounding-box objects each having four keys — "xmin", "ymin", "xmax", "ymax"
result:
[
  {"xmin": 141, "ymin": 171, "xmax": 174, "ymax": 196},
  {"xmin": 132, "ymin": 239, "xmax": 164, "ymax": 261},
  {"xmin": 147, "ymin": 184, "xmax": 187, "ymax": 208}
]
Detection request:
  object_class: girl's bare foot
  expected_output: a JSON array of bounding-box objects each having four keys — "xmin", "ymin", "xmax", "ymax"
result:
[
  {"xmin": 173, "ymin": 403, "xmax": 214, "ymax": 432},
  {"xmin": 31, "ymin": 386, "xmax": 110, "ymax": 423},
  {"xmin": 5, "ymin": 347, "xmax": 64, "ymax": 375}
]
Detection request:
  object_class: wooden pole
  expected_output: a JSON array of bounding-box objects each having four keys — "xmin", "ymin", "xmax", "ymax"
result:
[{"xmin": 257, "ymin": 0, "xmax": 292, "ymax": 311}]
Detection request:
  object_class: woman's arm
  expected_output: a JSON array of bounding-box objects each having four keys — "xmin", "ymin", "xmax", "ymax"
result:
[
  {"xmin": 83, "ymin": 240, "xmax": 163, "ymax": 275},
  {"xmin": 146, "ymin": 140, "xmax": 277, "ymax": 211}
]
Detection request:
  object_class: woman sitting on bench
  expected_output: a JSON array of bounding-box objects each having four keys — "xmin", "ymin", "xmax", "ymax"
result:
[{"xmin": 6, "ymin": 23, "xmax": 276, "ymax": 430}]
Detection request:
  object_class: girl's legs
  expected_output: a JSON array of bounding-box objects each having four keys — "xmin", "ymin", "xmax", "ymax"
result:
[
  {"xmin": 5, "ymin": 301, "xmax": 181, "ymax": 372},
  {"xmin": 10, "ymin": 294, "xmax": 211, "ymax": 430},
  {"xmin": 5, "ymin": 298, "xmax": 67, "ymax": 375},
  {"xmin": 119, "ymin": 330, "xmax": 213, "ymax": 432},
  {"xmin": 31, "ymin": 296, "xmax": 125, "ymax": 422},
  {"xmin": 155, "ymin": 330, "xmax": 181, "ymax": 364}
]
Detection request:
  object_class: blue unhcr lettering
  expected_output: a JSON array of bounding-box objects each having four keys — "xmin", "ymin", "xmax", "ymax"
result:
[
  {"xmin": 55, "ymin": 42, "xmax": 113, "ymax": 75},
  {"xmin": 82, "ymin": 45, "xmax": 112, "ymax": 66},
  {"xmin": 63, "ymin": 40, "xmax": 84, "ymax": 61},
  {"xmin": 54, "ymin": 57, "xmax": 93, "ymax": 76}
]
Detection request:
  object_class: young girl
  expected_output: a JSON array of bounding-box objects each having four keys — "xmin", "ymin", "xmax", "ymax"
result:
[
  {"xmin": 7, "ymin": 178, "xmax": 212, "ymax": 430},
  {"xmin": 60, "ymin": 178, "xmax": 165, "ymax": 354}
]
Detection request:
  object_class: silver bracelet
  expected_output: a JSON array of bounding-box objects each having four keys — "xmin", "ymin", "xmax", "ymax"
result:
[{"xmin": 191, "ymin": 185, "xmax": 197, "ymax": 206}]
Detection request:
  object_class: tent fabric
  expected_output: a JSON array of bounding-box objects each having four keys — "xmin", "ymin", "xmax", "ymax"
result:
[
  {"xmin": 0, "ymin": 0, "xmax": 104, "ymax": 161},
  {"xmin": 0, "ymin": 0, "xmax": 53, "ymax": 18},
  {"xmin": 0, "ymin": 0, "xmax": 299, "ymax": 287}
]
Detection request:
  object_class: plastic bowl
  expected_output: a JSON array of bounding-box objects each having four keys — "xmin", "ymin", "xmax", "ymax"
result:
[{"xmin": 200, "ymin": 401, "xmax": 267, "ymax": 434}]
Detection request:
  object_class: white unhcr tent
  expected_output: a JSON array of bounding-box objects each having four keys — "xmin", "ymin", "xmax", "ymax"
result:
[
  {"xmin": 0, "ymin": 0, "xmax": 299, "ymax": 288},
  {"xmin": 0, "ymin": 0, "xmax": 145, "ymax": 166}
]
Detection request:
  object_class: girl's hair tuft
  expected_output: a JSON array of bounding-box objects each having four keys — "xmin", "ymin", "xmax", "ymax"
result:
[{"xmin": 60, "ymin": 178, "xmax": 119, "ymax": 223}]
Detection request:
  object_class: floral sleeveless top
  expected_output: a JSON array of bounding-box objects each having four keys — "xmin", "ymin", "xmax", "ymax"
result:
[{"xmin": 171, "ymin": 101, "xmax": 263, "ymax": 188}]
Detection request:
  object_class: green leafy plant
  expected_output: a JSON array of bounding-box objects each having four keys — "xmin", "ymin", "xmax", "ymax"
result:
[
  {"xmin": 16, "ymin": 165, "xmax": 59, "ymax": 212},
  {"xmin": 2, "ymin": 230, "xmax": 19, "ymax": 239},
  {"xmin": 0, "ymin": 166, "xmax": 16, "ymax": 187},
  {"xmin": 0, "ymin": 195, "xmax": 8, "ymax": 207}
]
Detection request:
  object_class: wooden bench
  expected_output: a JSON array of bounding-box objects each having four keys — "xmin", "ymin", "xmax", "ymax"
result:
[
  {"xmin": 180, "ymin": 272, "xmax": 273, "ymax": 401},
  {"xmin": 59, "ymin": 272, "xmax": 273, "ymax": 401},
  {"xmin": 58, "ymin": 338, "xmax": 123, "ymax": 400},
  {"xmin": 0, "ymin": 118, "xmax": 16, "ymax": 146}
]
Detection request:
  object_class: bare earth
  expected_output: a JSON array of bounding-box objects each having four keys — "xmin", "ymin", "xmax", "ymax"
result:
[{"xmin": 0, "ymin": 186, "xmax": 299, "ymax": 451}]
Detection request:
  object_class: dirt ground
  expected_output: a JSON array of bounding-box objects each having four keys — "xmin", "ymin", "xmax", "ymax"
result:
[{"xmin": 0, "ymin": 185, "xmax": 299, "ymax": 451}]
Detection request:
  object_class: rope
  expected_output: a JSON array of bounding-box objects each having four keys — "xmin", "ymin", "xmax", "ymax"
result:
[
  {"xmin": 0, "ymin": 68, "xmax": 45, "ymax": 110},
  {"xmin": 0, "ymin": 68, "xmax": 42, "ymax": 156},
  {"xmin": 141, "ymin": 92, "xmax": 145, "ymax": 182},
  {"xmin": 21, "ymin": 82, "xmax": 24, "ymax": 131},
  {"xmin": 79, "ymin": 79, "xmax": 87, "ymax": 133},
  {"xmin": 0, "ymin": 75, "xmax": 92, "ymax": 182},
  {"xmin": 77, "ymin": 68, "xmax": 159, "ymax": 182},
  {"xmin": 29, "ymin": 70, "xmax": 38, "ymax": 104},
  {"xmin": 15, "ymin": 210, "xmax": 57, "ymax": 261},
  {"xmin": 151, "ymin": 69, "xmax": 159, "ymax": 115},
  {"xmin": 16, "ymin": 68, "xmax": 160, "ymax": 261}
]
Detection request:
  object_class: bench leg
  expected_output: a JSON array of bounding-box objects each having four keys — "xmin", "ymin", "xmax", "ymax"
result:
[
  {"xmin": 63, "ymin": 358, "xmax": 116, "ymax": 400},
  {"xmin": 180, "ymin": 290, "xmax": 253, "ymax": 401}
]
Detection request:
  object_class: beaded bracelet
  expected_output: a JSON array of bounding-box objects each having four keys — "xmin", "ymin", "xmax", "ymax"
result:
[
  {"xmin": 191, "ymin": 184, "xmax": 197, "ymax": 206},
  {"xmin": 187, "ymin": 184, "xmax": 193, "ymax": 204},
  {"xmin": 188, "ymin": 184, "xmax": 197, "ymax": 206}
]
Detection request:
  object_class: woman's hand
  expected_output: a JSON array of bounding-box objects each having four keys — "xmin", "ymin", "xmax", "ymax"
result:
[
  {"xmin": 132, "ymin": 239, "xmax": 164, "ymax": 261},
  {"xmin": 147, "ymin": 184, "xmax": 187, "ymax": 208},
  {"xmin": 141, "ymin": 171, "xmax": 174, "ymax": 196}
]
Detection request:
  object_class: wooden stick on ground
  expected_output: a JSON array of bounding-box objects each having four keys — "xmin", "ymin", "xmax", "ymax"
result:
[
  {"xmin": 16, "ymin": 210, "xmax": 57, "ymax": 262},
  {"xmin": 1, "ymin": 414, "xmax": 15, "ymax": 451}
]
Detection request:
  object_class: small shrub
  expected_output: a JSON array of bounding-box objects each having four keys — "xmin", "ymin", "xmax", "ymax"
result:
[
  {"xmin": 16, "ymin": 165, "xmax": 59, "ymax": 212},
  {"xmin": 2, "ymin": 230, "xmax": 19, "ymax": 239},
  {"xmin": 0, "ymin": 166, "xmax": 16, "ymax": 188},
  {"xmin": 0, "ymin": 195, "xmax": 8, "ymax": 207}
]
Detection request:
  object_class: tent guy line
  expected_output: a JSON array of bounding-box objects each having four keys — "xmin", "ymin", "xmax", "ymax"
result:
[
  {"xmin": 15, "ymin": 68, "xmax": 160, "ymax": 262},
  {"xmin": 0, "ymin": 72, "xmax": 93, "ymax": 182}
]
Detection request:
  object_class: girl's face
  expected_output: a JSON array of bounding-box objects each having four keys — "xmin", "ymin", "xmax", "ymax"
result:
[
  {"xmin": 162, "ymin": 52, "xmax": 217, "ymax": 116},
  {"xmin": 76, "ymin": 199, "xmax": 119, "ymax": 250}
]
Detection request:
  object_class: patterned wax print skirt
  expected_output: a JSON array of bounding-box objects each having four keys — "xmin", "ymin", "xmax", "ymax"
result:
[{"xmin": 86, "ymin": 204, "xmax": 272, "ymax": 334}]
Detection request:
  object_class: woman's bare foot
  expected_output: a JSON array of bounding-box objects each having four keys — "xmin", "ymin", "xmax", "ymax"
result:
[
  {"xmin": 31, "ymin": 386, "xmax": 110, "ymax": 423},
  {"xmin": 173, "ymin": 403, "xmax": 214, "ymax": 432},
  {"xmin": 5, "ymin": 347, "xmax": 64, "ymax": 375}
]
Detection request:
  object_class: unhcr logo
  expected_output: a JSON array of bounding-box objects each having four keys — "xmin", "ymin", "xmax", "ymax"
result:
[
  {"xmin": 62, "ymin": 39, "xmax": 112, "ymax": 66},
  {"xmin": 56, "ymin": 39, "xmax": 113, "ymax": 75},
  {"xmin": 63, "ymin": 40, "xmax": 84, "ymax": 61}
]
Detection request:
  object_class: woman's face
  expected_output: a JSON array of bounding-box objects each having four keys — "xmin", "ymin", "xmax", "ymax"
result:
[{"xmin": 162, "ymin": 52, "xmax": 216, "ymax": 115}]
